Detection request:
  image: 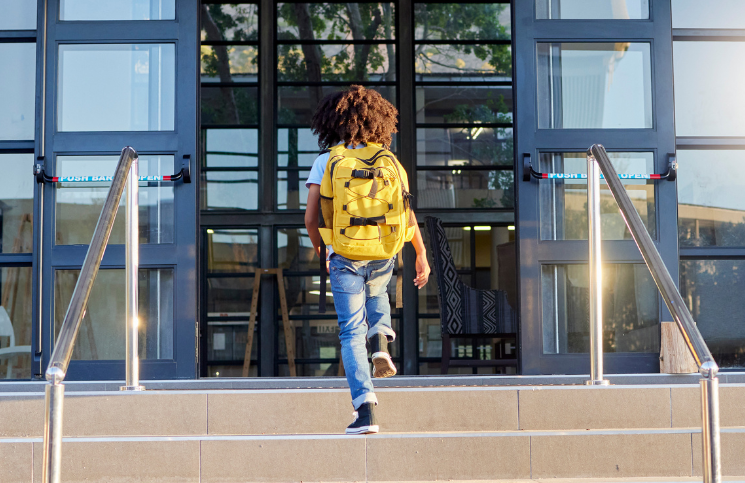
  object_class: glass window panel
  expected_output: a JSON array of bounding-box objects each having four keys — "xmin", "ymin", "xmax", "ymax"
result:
[
  {"xmin": 207, "ymin": 228, "xmax": 258, "ymax": 273},
  {"xmin": 201, "ymin": 45, "xmax": 258, "ymax": 82},
  {"xmin": 207, "ymin": 322, "xmax": 257, "ymax": 369},
  {"xmin": 203, "ymin": 128, "xmax": 258, "ymax": 168},
  {"xmin": 542, "ymin": 264, "xmax": 659, "ymax": 354},
  {"xmin": 416, "ymin": 127, "xmax": 513, "ymax": 167},
  {"xmin": 58, "ymin": 44, "xmax": 175, "ymax": 131},
  {"xmin": 277, "ymin": 3, "xmax": 395, "ymax": 41},
  {"xmin": 680, "ymin": 260, "xmax": 745, "ymax": 368},
  {"xmin": 672, "ymin": 0, "xmax": 745, "ymax": 28},
  {"xmin": 0, "ymin": 154, "xmax": 34, "ymax": 254},
  {"xmin": 678, "ymin": 150, "xmax": 745, "ymax": 247},
  {"xmin": 201, "ymin": 4, "xmax": 258, "ymax": 42},
  {"xmin": 278, "ymin": 169, "xmax": 310, "ymax": 210},
  {"xmin": 674, "ymin": 42, "xmax": 745, "ymax": 137},
  {"xmin": 278, "ymin": 85, "xmax": 396, "ymax": 126},
  {"xmin": 278, "ymin": 44, "xmax": 395, "ymax": 82},
  {"xmin": 277, "ymin": 228, "xmax": 318, "ymax": 272},
  {"xmin": 55, "ymin": 155, "xmax": 174, "ymax": 245},
  {"xmin": 0, "ymin": 43, "xmax": 36, "ymax": 141},
  {"xmin": 536, "ymin": 0, "xmax": 649, "ymax": 19},
  {"xmin": 201, "ymin": 86, "xmax": 258, "ymax": 125},
  {"xmin": 59, "ymin": 0, "xmax": 175, "ymax": 20},
  {"xmin": 537, "ymin": 42, "xmax": 653, "ymax": 129},
  {"xmin": 417, "ymin": 169, "xmax": 514, "ymax": 209},
  {"xmin": 415, "ymin": 86, "xmax": 512, "ymax": 124},
  {"xmin": 414, "ymin": 4, "xmax": 510, "ymax": 40},
  {"xmin": 55, "ymin": 269, "xmax": 174, "ymax": 360},
  {"xmin": 539, "ymin": 152, "xmax": 656, "ymax": 240},
  {"xmin": 415, "ymin": 44, "xmax": 511, "ymax": 81},
  {"xmin": 202, "ymin": 171, "xmax": 258, "ymax": 210},
  {"xmin": 278, "ymin": 128, "xmax": 323, "ymax": 167},
  {"xmin": 207, "ymin": 277, "xmax": 256, "ymax": 315},
  {"xmin": 0, "ymin": 266, "xmax": 32, "ymax": 379},
  {"xmin": 0, "ymin": 1, "xmax": 37, "ymax": 29}
]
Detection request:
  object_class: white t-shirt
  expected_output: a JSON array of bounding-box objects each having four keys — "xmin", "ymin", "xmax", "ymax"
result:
[{"xmin": 306, "ymin": 144, "xmax": 365, "ymax": 258}]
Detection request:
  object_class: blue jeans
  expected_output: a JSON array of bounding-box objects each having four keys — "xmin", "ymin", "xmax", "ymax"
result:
[{"xmin": 330, "ymin": 254, "xmax": 395, "ymax": 409}]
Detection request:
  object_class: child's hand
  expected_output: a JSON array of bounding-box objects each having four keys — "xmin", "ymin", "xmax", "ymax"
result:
[{"xmin": 414, "ymin": 253, "xmax": 430, "ymax": 289}]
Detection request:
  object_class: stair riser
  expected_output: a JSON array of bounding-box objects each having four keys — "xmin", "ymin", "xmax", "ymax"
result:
[
  {"xmin": 2, "ymin": 431, "xmax": 744, "ymax": 483},
  {"xmin": 1, "ymin": 386, "xmax": 744, "ymax": 437}
]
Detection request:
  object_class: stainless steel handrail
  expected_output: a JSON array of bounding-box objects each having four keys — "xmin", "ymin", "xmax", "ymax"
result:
[
  {"xmin": 587, "ymin": 144, "xmax": 721, "ymax": 483},
  {"xmin": 42, "ymin": 146, "xmax": 143, "ymax": 483}
]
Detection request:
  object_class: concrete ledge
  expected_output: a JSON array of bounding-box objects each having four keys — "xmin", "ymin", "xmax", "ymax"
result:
[{"xmin": 2, "ymin": 373, "xmax": 745, "ymax": 392}]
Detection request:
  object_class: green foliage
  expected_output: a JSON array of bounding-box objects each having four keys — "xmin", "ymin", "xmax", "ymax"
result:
[{"xmin": 414, "ymin": 3, "xmax": 511, "ymax": 77}]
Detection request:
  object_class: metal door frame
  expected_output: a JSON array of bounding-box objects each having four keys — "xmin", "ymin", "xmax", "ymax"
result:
[
  {"xmin": 514, "ymin": 0, "xmax": 677, "ymax": 375},
  {"xmin": 38, "ymin": 0, "xmax": 198, "ymax": 380}
]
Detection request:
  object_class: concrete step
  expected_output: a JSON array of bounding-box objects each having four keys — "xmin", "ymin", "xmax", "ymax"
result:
[
  {"xmin": 2, "ymin": 428, "xmax": 745, "ymax": 482},
  {"xmin": 1, "ymin": 384, "xmax": 744, "ymax": 438}
]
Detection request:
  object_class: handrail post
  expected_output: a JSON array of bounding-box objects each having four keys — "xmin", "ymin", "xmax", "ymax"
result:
[
  {"xmin": 122, "ymin": 155, "xmax": 144, "ymax": 391},
  {"xmin": 701, "ymin": 362, "xmax": 721, "ymax": 483},
  {"xmin": 586, "ymin": 154, "xmax": 609, "ymax": 386},
  {"xmin": 41, "ymin": 369, "xmax": 64, "ymax": 483}
]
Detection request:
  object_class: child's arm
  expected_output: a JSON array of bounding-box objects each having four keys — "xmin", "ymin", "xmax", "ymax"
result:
[
  {"xmin": 305, "ymin": 184, "xmax": 322, "ymax": 258},
  {"xmin": 410, "ymin": 214, "xmax": 431, "ymax": 289}
]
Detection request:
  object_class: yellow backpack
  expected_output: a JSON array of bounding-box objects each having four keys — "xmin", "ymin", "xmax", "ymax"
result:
[{"xmin": 317, "ymin": 143, "xmax": 416, "ymax": 260}]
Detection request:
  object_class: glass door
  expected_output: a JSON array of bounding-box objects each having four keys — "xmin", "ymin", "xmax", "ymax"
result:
[
  {"xmin": 39, "ymin": 0, "xmax": 198, "ymax": 379},
  {"xmin": 514, "ymin": 0, "xmax": 677, "ymax": 374}
]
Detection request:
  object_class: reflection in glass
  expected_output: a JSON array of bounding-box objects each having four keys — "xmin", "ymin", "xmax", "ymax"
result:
[
  {"xmin": 0, "ymin": 0, "xmax": 37, "ymax": 29},
  {"xmin": 58, "ymin": 44, "xmax": 175, "ymax": 131},
  {"xmin": 539, "ymin": 152, "xmax": 656, "ymax": 240},
  {"xmin": 414, "ymin": 4, "xmax": 510, "ymax": 40},
  {"xmin": 55, "ymin": 269, "xmax": 174, "ymax": 360},
  {"xmin": 278, "ymin": 128, "xmax": 322, "ymax": 167},
  {"xmin": 680, "ymin": 260, "xmax": 745, "ymax": 368},
  {"xmin": 542, "ymin": 264, "xmax": 659, "ymax": 354},
  {"xmin": 201, "ymin": 86, "xmax": 258, "ymax": 125},
  {"xmin": 415, "ymin": 44, "xmax": 511, "ymax": 80},
  {"xmin": 278, "ymin": 86, "xmax": 396, "ymax": 126},
  {"xmin": 201, "ymin": 129, "xmax": 258, "ymax": 211},
  {"xmin": 536, "ymin": 0, "xmax": 649, "ymax": 19},
  {"xmin": 416, "ymin": 127, "xmax": 512, "ymax": 167},
  {"xmin": 60, "ymin": 0, "xmax": 175, "ymax": 20},
  {"xmin": 278, "ymin": 44, "xmax": 395, "ymax": 82},
  {"xmin": 678, "ymin": 150, "xmax": 745, "ymax": 247},
  {"xmin": 0, "ymin": 43, "xmax": 36, "ymax": 140},
  {"xmin": 277, "ymin": 228, "xmax": 318, "ymax": 272},
  {"xmin": 0, "ymin": 154, "xmax": 34, "ymax": 254},
  {"xmin": 201, "ymin": 3, "xmax": 258, "ymax": 42},
  {"xmin": 207, "ymin": 229, "xmax": 259, "ymax": 273},
  {"xmin": 206, "ymin": 228, "xmax": 259, "ymax": 377},
  {"xmin": 278, "ymin": 3, "xmax": 395, "ymax": 41},
  {"xmin": 201, "ymin": 46, "xmax": 258, "ymax": 82},
  {"xmin": 415, "ymin": 86, "xmax": 512, "ymax": 123},
  {"xmin": 537, "ymin": 43, "xmax": 652, "ymax": 129},
  {"xmin": 278, "ymin": 169, "xmax": 310, "ymax": 210},
  {"xmin": 55, "ymin": 155, "xmax": 174, "ymax": 245},
  {"xmin": 672, "ymin": 0, "xmax": 745, "ymax": 29},
  {"xmin": 0, "ymin": 266, "xmax": 32, "ymax": 379},
  {"xmin": 674, "ymin": 42, "xmax": 745, "ymax": 136},
  {"xmin": 417, "ymin": 170, "xmax": 514, "ymax": 209}
]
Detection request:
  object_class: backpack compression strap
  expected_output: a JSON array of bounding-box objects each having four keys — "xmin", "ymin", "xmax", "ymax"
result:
[{"xmin": 319, "ymin": 243, "xmax": 327, "ymax": 313}]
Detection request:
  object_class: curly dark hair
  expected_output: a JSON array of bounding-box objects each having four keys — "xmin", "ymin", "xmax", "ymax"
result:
[{"xmin": 310, "ymin": 85, "xmax": 398, "ymax": 150}]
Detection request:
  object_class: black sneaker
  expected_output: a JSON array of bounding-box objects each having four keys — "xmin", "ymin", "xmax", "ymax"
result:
[
  {"xmin": 370, "ymin": 333, "xmax": 397, "ymax": 378},
  {"xmin": 346, "ymin": 402, "xmax": 379, "ymax": 434}
]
